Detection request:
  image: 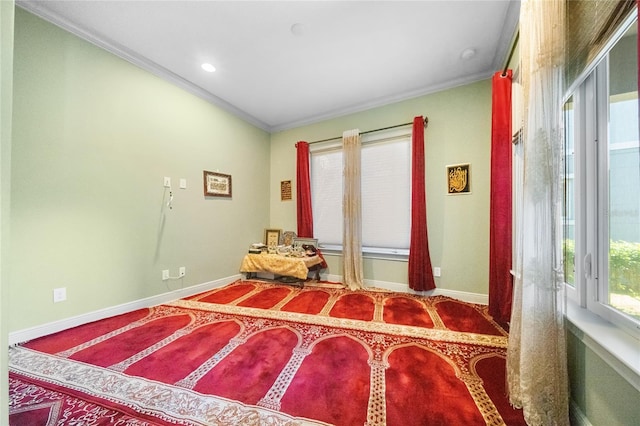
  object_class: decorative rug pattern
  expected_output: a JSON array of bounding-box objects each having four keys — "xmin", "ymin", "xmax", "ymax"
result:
[{"xmin": 9, "ymin": 280, "xmax": 525, "ymax": 425}]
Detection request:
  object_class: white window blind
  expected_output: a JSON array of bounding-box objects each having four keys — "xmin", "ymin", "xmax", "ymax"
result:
[
  {"xmin": 310, "ymin": 130, "xmax": 411, "ymax": 256},
  {"xmin": 311, "ymin": 148, "xmax": 343, "ymax": 246}
]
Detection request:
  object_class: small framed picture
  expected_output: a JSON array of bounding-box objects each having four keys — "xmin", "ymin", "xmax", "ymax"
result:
[
  {"xmin": 447, "ymin": 163, "xmax": 471, "ymax": 195},
  {"xmin": 264, "ymin": 228, "xmax": 282, "ymax": 247},
  {"xmin": 203, "ymin": 171, "xmax": 232, "ymax": 197},
  {"xmin": 280, "ymin": 180, "xmax": 292, "ymax": 201}
]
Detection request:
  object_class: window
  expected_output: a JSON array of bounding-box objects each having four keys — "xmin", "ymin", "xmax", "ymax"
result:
[
  {"xmin": 564, "ymin": 17, "xmax": 640, "ymax": 337},
  {"xmin": 310, "ymin": 129, "xmax": 411, "ymax": 258}
]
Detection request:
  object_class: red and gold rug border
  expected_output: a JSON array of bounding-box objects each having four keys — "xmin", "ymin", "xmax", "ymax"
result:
[
  {"xmin": 9, "ymin": 346, "xmax": 330, "ymax": 426},
  {"xmin": 167, "ymin": 299, "xmax": 508, "ymax": 349}
]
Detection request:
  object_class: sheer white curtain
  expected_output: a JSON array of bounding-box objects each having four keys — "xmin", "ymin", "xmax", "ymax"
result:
[
  {"xmin": 506, "ymin": 0, "xmax": 570, "ymax": 424},
  {"xmin": 342, "ymin": 129, "xmax": 363, "ymax": 290}
]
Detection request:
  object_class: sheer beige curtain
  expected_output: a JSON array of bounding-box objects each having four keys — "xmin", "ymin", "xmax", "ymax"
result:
[
  {"xmin": 342, "ymin": 129, "xmax": 363, "ymax": 290},
  {"xmin": 506, "ymin": 0, "xmax": 569, "ymax": 424}
]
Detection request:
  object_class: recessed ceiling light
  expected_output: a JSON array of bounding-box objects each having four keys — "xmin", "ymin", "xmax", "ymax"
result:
[
  {"xmin": 201, "ymin": 63, "xmax": 216, "ymax": 73},
  {"xmin": 460, "ymin": 48, "xmax": 476, "ymax": 60},
  {"xmin": 290, "ymin": 23, "xmax": 305, "ymax": 36}
]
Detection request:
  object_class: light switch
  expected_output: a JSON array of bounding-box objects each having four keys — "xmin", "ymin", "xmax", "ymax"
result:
[
  {"xmin": 180, "ymin": 178, "xmax": 187, "ymax": 189},
  {"xmin": 53, "ymin": 287, "xmax": 67, "ymax": 302},
  {"xmin": 164, "ymin": 177, "xmax": 171, "ymax": 188}
]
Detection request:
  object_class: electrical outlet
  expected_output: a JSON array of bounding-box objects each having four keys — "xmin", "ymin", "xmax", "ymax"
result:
[
  {"xmin": 53, "ymin": 287, "xmax": 67, "ymax": 303},
  {"xmin": 162, "ymin": 270, "xmax": 170, "ymax": 280},
  {"xmin": 179, "ymin": 267, "xmax": 186, "ymax": 277},
  {"xmin": 433, "ymin": 267, "xmax": 441, "ymax": 277},
  {"xmin": 164, "ymin": 177, "xmax": 171, "ymax": 188}
]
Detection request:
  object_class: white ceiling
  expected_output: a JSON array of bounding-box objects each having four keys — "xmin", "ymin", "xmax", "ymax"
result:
[{"xmin": 18, "ymin": 0, "xmax": 520, "ymax": 132}]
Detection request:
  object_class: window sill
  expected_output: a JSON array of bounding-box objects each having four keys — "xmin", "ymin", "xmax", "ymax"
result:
[
  {"xmin": 319, "ymin": 248, "xmax": 408, "ymax": 262},
  {"xmin": 565, "ymin": 299, "xmax": 640, "ymax": 392}
]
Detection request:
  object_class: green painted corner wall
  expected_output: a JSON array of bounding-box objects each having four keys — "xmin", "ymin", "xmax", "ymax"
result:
[
  {"xmin": 567, "ymin": 329, "xmax": 640, "ymax": 426},
  {"xmin": 9, "ymin": 8, "xmax": 271, "ymax": 331},
  {"xmin": 1, "ymin": 1, "xmax": 15, "ymax": 423},
  {"xmin": 269, "ymin": 80, "xmax": 493, "ymax": 294}
]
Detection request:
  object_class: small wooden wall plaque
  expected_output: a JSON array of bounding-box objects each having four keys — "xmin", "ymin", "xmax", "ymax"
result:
[{"xmin": 281, "ymin": 180, "xmax": 292, "ymax": 201}]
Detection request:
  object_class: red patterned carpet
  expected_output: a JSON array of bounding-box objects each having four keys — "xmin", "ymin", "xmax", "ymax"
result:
[{"xmin": 9, "ymin": 280, "xmax": 525, "ymax": 425}]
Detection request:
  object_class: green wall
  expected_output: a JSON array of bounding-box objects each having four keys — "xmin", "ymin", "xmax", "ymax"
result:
[
  {"xmin": 567, "ymin": 328, "xmax": 640, "ymax": 426},
  {"xmin": 270, "ymin": 80, "xmax": 492, "ymax": 294},
  {"xmin": 1, "ymin": 1, "xmax": 15, "ymax": 423},
  {"xmin": 9, "ymin": 8, "xmax": 271, "ymax": 331}
]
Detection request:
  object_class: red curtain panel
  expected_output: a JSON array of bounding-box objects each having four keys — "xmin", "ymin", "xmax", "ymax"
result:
[
  {"xmin": 408, "ymin": 116, "xmax": 436, "ymax": 291},
  {"xmin": 489, "ymin": 70, "xmax": 513, "ymax": 324},
  {"xmin": 296, "ymin": 141, "xmax": 314, "ymax": 238}
]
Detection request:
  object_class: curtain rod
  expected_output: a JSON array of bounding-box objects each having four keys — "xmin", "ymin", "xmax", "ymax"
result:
[
  {"xmin": 306, "ymin": 116, "xmax": 429, "ymax": 145},
  {"xmin": 501, "ymin": 31, "xmax": 519, "ymax": 77}
]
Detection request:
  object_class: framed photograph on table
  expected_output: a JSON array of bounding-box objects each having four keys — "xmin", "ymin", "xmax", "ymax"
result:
[
  {"xmin": 292, "ymin": 237, "xmax": 318, "ymax": 250},
  {"xmin": 203, "ymin": 171, "xmax": 232, "ymax": 197},
  {"xmin": 264, "ymin": 229, "xmax": 282, "ymax": 247},
  {"xmin": 281, "ymin": 231, "xmax": 297, "ymax": 246}
]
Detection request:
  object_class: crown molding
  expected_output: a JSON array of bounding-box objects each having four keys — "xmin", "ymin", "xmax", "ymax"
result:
[
  {"xmin": 491, "ymin": 0, "xmax": 521, "ymax": 73},
  {"xmin": 270, "ymin": 71, "xmax": 494, "ymax": 133}
]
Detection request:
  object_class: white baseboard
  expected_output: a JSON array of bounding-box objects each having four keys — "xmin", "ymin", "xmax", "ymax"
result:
[
  {"xmin": 569, "ymin": 400, "xmax": 593, "ymax": 426},
  {"xmin": 10, "ymin": 274, "xmax": 489, "ymax": 345},
  {"xmin": 431, "ymin": 287, "xmax": 489, "ymax": 305},
  {"xmin": 8, "ymin": 274, "xmax": 241, "ymax": 346},
  {"xmin": 323, "ymin": 273, "xmax": 489, "ymax": 305}
]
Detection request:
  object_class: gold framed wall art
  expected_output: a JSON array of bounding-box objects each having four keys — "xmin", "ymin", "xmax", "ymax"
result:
[{"xmin": 447, "ymin": 163, "xmax": 471, "ymax": 195}]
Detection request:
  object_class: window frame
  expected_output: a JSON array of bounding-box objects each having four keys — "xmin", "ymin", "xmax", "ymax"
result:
[
  {"xmin": 563, "ymin": 11, "xmax": 640, "ymax": 341},
  {"xmin": 561, "ymin": 11, "xmax": 640, "ymax": 388}
]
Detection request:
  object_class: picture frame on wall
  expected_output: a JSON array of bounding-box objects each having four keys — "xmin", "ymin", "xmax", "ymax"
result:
[
  {"xmin": 264, "ymin": 228, "xmax": 282, "ymax": 247},
  {"xmin": 447, "ymin": 163, "xmax": 471, "ymax": 195},
  {"xmin": 203, "ymin": 171, "xmax": 232, "ymax": 197},
  {"xmin": 280, "ymin": 180, "xmax": 292, "ymax": 201}
]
